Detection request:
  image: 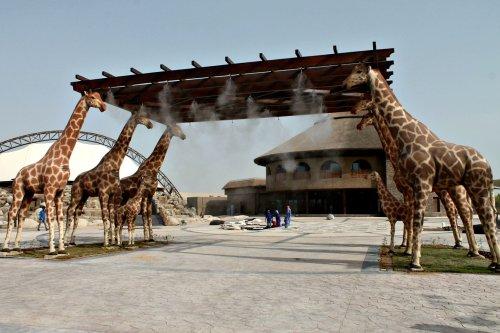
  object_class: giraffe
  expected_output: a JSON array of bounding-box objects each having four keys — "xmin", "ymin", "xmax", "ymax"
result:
[
  {"xmin": 366, "ymin": 171, "xmax": 411, "ymax": 253},
  {"xmin": 119, "ymin": 122, "xmax": 186, "ymax": 242},
  {"xmin": 355, "ymin": 102, "xmax": 482, "ymax": 257},
  {"xmin": 65, "ymin": 112, "xmax": 153, "ymax": 247},
  {"xmin": 2, "ymin": 92, "xmax": 106, "ymax": 254},
  {"xmin": 344, "ymin": 64, "xmax": 500, "ymax": 271},
  {"xmin": 116, "ymin": 172, "xmax": 157, "ymax": 246}
]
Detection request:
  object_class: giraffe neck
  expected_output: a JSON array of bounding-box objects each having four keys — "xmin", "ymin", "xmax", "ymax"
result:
[
  {"xmin": 139, "ymin": 129, "xmax": 172, "ymax": 174},
  {"xmin": 46, "ymin": 98, "xmax": 89, "ymax": 160},
  {"xmin": 372, "ymin": 172, "xmax": 398, "ymax": 204},
  {"xmin": 370, "ymin": 111, "xmax": 399, "ymax": 170},
  {"xmin": 99, "ymin": 116, "xmax": 138, "ymax": 170},
  {"xmin": 368, "ymin": 70, "xmax": 436, "ymax": 152}
]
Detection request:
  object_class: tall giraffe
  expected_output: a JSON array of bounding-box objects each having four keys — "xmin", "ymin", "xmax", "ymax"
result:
[
  {"xmin": 119, "ymin": 122, "xmax": 186, "ymax": 242},
  {"xmin": 366, "ymin": 171, "xmax": 410, "ymax": 253},
  {"xmin": 344, "ymin": 64, "xmax": 499, "ymax": 271},
  {"xmin": 355, "ymin": 102, "xmax": 481, "ymax": 257},
  {"xmin": 65, "ymin": 112, "xmax": 153, "ymax": 247},
  {"xmin": 2, "ymin": 92, "xmax": 106, "ymax": 254}
]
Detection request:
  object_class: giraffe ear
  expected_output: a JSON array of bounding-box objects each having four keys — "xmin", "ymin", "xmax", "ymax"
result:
[{"xmin": 84, "ymin": 91, "xmax": 89, "ymax": 96}]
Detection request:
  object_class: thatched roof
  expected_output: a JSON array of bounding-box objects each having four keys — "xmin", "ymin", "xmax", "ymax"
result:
[
  {"xmin": 223, "ymin": 178, "xmax": 266, "ymax": 190},
  {"xmin": 254, "ymin": 113, "xmax": 383, "ymax": 165}
]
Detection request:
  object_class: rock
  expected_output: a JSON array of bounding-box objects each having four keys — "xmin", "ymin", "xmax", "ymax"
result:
[
  {"xmin": 165, "ymin": 216, "xmax": 180, "ymax": 226},
  {"xmin": 209, "ymin": 219, "xmax": 224, "ymax": 225},
  {"xmin": 6, "ymin": 196, "xmax": 13, "ymax": 204},
  {"xmin": 0, "ymin": 210, "xmax": 3, "ymax": 217},
  {"xmin": 326, "ymin": 214, "xmax": 335, "ymax": 220}
]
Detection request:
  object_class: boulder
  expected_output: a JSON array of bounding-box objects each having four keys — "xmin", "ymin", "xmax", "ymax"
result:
[
  {"xmin": 209, "ymin": 219, "xmax": 224, "ymax": 225},
  {"xmin": 326, "ymin": 214, "xmax": 335, "ymax": 220},
  {"xmin": 6, "ymin": 196, "xmax": 13, "ymax": 204},
  {"xmin": 165, "ymin": 216, "xmax": 180, "ymax": 226}
]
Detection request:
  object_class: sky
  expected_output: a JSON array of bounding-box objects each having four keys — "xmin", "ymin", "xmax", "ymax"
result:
[{"xmin": 0, "ymin": 1, "xmax": 499, "ymax": 194}]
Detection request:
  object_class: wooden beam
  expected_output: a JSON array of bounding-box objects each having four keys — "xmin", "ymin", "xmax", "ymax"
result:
[
  {"xmin": 160, "ymin": 64, "xmax": 171, "ymax": 71},
  {"xmin": 259, "ymin": 53, "xmax": 267, "ymax": 61},
  {"xmin": 130, "ymin": 67, "xmax": 142, "ymax": 75},
  {"xmin": 333, "ymin": 45, "xmax": 338, "ymax": 54},
  {"xmin": 295, "ymin": 49, "xmax": 302, "ymax": 58},
  {"xmin": 102, "ymin": 71, "xmax": 115, "ymax": 78},
  {"xmin": 75, "ymin": 74, "xmax": 88, "ymax": 81},
  {"xmin": 191, "ymin": 60, "xmax": 202, "ymax": 68},
  {"xmin": 72, "ymin": 48, "xmax": 394, "ymax": 92},
  {"xmin": 225, "ymin": 56, "xmax": 234, "ymax": 65}
]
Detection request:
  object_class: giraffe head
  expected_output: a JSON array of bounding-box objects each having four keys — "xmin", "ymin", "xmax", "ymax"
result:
[
  {"xmin": 343, "ymin": 64, "xmax": 370, "ymax": 89},
  {"xmin": 351, "ymin": 98, "xmax": 375, "ymax": 115},
  {"xmin": 133, "ymin": 112, "xmax": 154, "ymax": 129},
  {"xmin": 364, "ymin": 170, "xmax": 381, "ymax": 182},
  {"xmin": 356, "ymin": 112, "xmax": 375, "ymax": 131},
  {"xmin": 83, "ymin": 91, "xmax": 107, "ymax": 112},
  {"xmin": 166, "ymin": 122, "xmax": 186, "ymax": 140}
]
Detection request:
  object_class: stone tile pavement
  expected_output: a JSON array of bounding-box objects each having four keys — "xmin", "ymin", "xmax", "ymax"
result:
[{"xmin": 0, "ymin": 217, "xmax": 498, "ymax": 332}]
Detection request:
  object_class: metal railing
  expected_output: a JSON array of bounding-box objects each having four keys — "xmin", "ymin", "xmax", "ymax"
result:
[{"xmin": 0, "ymin": 130, "xmax": 182, "ymax": 199}]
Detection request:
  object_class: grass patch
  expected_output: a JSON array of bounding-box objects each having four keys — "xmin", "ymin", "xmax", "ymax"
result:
[
  {"xmin": 18, "ymin": 240, "xmax": 169, "ymax": 260},
  {"xmin": 380, "ymin": 244, "xmax": 494, "ymax": 274}
]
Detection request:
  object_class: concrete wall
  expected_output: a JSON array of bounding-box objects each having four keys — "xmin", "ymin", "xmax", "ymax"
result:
[
  {"xmin": 224, "ymin": 186, "xmax": 266, "ymax": 215},
  {"xmin": 187, "ymin": 196, "xmax": 227, "ymax": 216}
]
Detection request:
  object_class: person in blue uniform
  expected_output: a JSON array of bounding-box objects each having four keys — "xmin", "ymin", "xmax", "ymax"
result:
[
  {"xmin": 274, "ymin": 210, "xmax": 281, "ymax": 227},
  {"xmin": 265, "ymin": 209, "xmax": 273, "ymax": 228},
  {"xmin": 284, "ymin": 205, "xmax": 292, "ymax": 228}
]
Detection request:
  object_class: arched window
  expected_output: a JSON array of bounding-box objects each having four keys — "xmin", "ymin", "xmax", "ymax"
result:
[
  {"xmin": 275, "ymin": 165, "xmax": 286, "ymax": 183},
  {"xmin": 320, "ymin": 160, "xmax": 342, "ymax": 178},
  {"xmin": 351, "ymin": 159, "xmax": 372, "ymax": 177},
  {"xmin": 293, "ymin": 162, "xmax": 311, "ymax": 180}
]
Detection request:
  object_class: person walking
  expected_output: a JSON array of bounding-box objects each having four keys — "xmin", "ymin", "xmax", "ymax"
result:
[
  {"xmin": 274, "ymin": 210, "xmax": 281, "ymax": 228},
  {"xmin": 37, "ymin": 204, "xmax": 48, "ymax": 231},
  {"xmin": 284, "ymin": 205, "xmax": 292, "ymax": 228},
  {"xmin": 265, "ymin": 209, "xmax": 273, "ymax": 228}
]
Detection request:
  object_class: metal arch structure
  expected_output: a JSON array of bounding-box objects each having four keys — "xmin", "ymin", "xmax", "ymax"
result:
[{"xmin": 0, "ymin": 130, "xmax": 182, "ymax": 199}]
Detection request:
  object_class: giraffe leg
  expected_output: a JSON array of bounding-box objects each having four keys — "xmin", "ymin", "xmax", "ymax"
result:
[
  {"xmin": 3, "ymin": 184, "xmax": 25, "ymax": 251},
  {"xmin": 437, "ymin": 190, "xmax": 463, "ymax": 248},
  {"xmin": 448, "ymin": 186, "xmax": 482, "ymax": 257},
  {"xmin": 141, "ymin": 198, "xmax": 149, "ymax": 241},
  {"xmin": 55, "ymin": 192, "xmax": 66, "ymax": 253},
  {"xmin": 115, "ymin": 209, "xmax": 123, "ymax": 246},
  {"xmin": 146, "ymin": 199, "xmax": 154, "ymax": 241},
  {"xmin": 389, "ymin": 219, "xmax": 396, "ymax": 253},
  {"xmin": 65, "ymin": 187, "xmax": 84, "ymax": 245},
  {"xmin": 98, "ymin": 193, "xmax": 111, "ymax": 247},
  {"xmin": 127, "ymin": 216, "xmax": 134, "ymax": 246},
  {"xmin": 44, "ymin": 189, "xmax": 57, "ymax": 254},
  {"xmin": 410, "ymin": 184, "xmax": 431, "ymax": 271},
  {"xmin": 467, "ymin": 188, "xmax": 500, "ymax": 271},
  {"xmin": 108, "ymin": 198, "xmax": 116, "ymax": 246},
  {"xmin": 400, "ymin": 222, "xmax": 407, "ymax": 248},
  {"xmin": 13, "ymin": 194, "xmax": 33, "ymax": 251}
]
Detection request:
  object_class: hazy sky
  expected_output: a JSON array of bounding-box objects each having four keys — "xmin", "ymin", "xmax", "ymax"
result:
[{"xmin": 0, "ymin": 1, "xmax": 499, "ymax": 194}]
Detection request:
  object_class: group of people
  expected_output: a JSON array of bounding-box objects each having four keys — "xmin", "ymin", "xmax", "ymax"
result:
[{"xmin": 265, "ymin": 205, "xmax": 292, "ymax": 229}]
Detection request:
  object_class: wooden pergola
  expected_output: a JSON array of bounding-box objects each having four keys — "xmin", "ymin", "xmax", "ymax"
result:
[{"xmin": 71, "ymin": 43, "xmax": 394, "ymax": 123}]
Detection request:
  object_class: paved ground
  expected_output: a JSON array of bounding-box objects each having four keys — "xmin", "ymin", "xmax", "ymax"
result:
[{"xmin": 0, "ymin": 217, "xmax": 498, "ymax": 332}]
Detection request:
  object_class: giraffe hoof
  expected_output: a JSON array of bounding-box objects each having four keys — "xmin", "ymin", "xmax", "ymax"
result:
[
  {"xmin": 69, "ymin": 242, "xmax": 77, "ymax": 246},
  {"xmin": 402, "ymin": 252, "xmax": 412, "ymax": 257},
  {"xmin": 58, "ymin": 250, "xmax": 68, "ymax": 255},
  {"xmin": 453, "ymin": 244, "xmax": 464, "ymax": 249},
  {"xmin": 488, "ymin": 263, "xmax": 497, "ymax": 271},
  {"xmin": 1, "ymin": 248, "xmax": 11, "ymax": 253},
  {"xmin": 12, "ymin": 248, "xmax": 21, "ymax": 252},
  {"xmin": 147, "ymin": 239, "xmax": 155, "ymax": 243},
  {"xmin": 48, "ymin": 251, "xmax": 58, "ymax": 256},
  {"xmin": 388, "ymin": 249, "xmax": 395, "ymax": 255},
  {"xmin": 467, "ymin": 251, "xmax": 485, "ymax": 259},
  {"xmin": 409, "ymin": 264, "xmax": 424, "ymax": 272}
]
